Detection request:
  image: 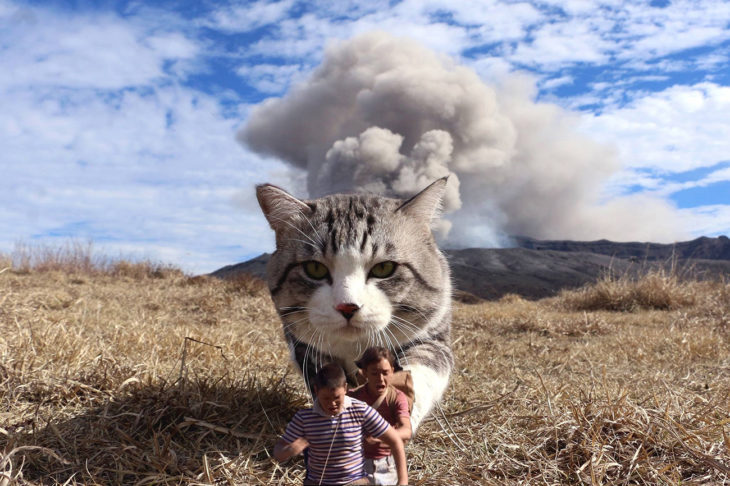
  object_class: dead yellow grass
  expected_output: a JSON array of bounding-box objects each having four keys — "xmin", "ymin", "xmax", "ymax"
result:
[
  {"xmin": 555, "ymin": 265, "xmax": 721, "ymax": 312},
  {"xmin": 7, "ymin": 241, "xmax": 181, "ymax": 279},
  {"xmin": 1, "ymin": 251, "xmax": 729, "ymax": 484}
]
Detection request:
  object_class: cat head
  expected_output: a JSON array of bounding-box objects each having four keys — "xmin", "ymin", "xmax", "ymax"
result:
[{"xmin": 256, "ymin": 178, "xmax": 451, "ymax": 350}]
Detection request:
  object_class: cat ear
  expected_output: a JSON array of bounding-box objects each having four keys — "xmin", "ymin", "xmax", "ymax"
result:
[
  {"xmin": 396, "ymin": 176, "xmax": 448, "ymax": 223},
  {"xmin": 256, "ymin": 184, "xmax": 313, "ymax": 233}
]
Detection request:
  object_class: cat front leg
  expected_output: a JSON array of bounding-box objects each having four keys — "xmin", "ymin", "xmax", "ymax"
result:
[
  {"xmin": 397, "ymin": 334, "xmax": 453, "ymax": 432},
  {"xmin": 401, "ymin": 362, "xmax": 451, "ymax": 432}
]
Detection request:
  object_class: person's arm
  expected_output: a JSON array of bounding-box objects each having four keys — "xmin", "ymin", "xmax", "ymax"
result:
[
  {"xmin": 273, "ymin": 437, "xmax": 309, "ymax": 462},
  {"xmin": 394, "ymin": 415, "xmax": 412, "ymax": 442},
  {"xmin": 393, "ymin": 390, "xmax": 412, "ymax": 442},
  {"xmin": 377, "ymin": 426, "xmax": 408, "ymax": 485},
  {"xmin": 367, "ymin": 415, "xmax": 410, "ymax": 445}
]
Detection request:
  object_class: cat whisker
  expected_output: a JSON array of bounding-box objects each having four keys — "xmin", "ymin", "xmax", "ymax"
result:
[
  {"xmin": 270, "ymin": 215, "xmax": 321, "ymax": 250},
  {"xmin": 279, "ymin": 307, "xmax": 307, "ymax": 315},
  {"xmin": 391, "ymin": 317, "xmax": 418, "ymax": 332},
  {"xmin": 355, "ymin": 332, "xmax": 364, "ymax": 357},
  {"xmin": 282, "ymin": 314, "xmax": 312, "ymax": 327},
  {"xmin": 395, "ymin": 303, "xmax": 429, "ymax": 322},
  {"xmin": 301, "ymin": 326, "xmax": 321, "ymax": 397},
  {"xmin": 390, "ymin": 315, "xmax": 419, "ymax": 330},
  {"xmin": 433, "ymin": 401, "xmax": 468, "ymax": 452},
  {"xmin": 279, "ymin": 310, "xmax": 308, "ymax": 320},
  {"xmin": 384, "ymin": 322, "xmax": 423, "ymax": 356},
  {"xmin": 289, "ymin": 335, "xmax": 312, "ymax": 396},
  {"xmin": 392, "ymin": 315, "xmax": 451, "ymax": 367},
  {"xmin": 379, "ymin": 327, "xmax": 403, "ymax": 366},
  {"xmin": 296, "ymin": 209, "xmax": 327, "ymax": 249},
  {"xmin": 282, "ymin": 321, "xmax": 309, "ymax": 334},
  {"xmin": 316, "ymin": 328, "xmax": 326, "ymax": 370},
  {"xmin": 387, "ymin": 320, "xmax": 427, "ymax": 356},
  {"xmin": 395, "ymin": 303, "xmax": 431, "ymax": 323},
  {"xmin": 287, "ymin": 238, "xmax": 321, "ymax": 251},
  {"xmin": 363, "ymin": 334, "xmax": 369, "ymax": 357},
  {"xmin": 390, "ymin": 315, "xmax": 424, "ymax": 338},
  {"xmin": 381, "ymin": 325, "xmax": 408, "ymax": 366},
  {"xmin": 278, "ymin": 306, "xmax": 310, "ymax": 322}
]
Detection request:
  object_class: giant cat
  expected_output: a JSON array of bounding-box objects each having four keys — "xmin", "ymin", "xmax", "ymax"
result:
[{"xmin": 256, "ymin": 178, "xmax": 453, "ymax": 430}]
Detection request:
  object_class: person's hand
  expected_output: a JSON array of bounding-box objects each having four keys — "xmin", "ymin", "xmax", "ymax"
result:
[
  {"xmin": 363, "ymin": 435, "xmax": 383, "ymax": 447},
  {"xmin": 274, "ymin": 437, "xmax": 310, "ymax": 462},
  {"xmin": 288, "ymin": 437, "xmax": 310, "ymax": 455}
]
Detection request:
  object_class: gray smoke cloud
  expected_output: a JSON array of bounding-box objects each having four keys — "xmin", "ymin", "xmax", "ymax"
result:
[{"xmin": 239, "ymin": 32, "xmax": 687, "ymax": 246}]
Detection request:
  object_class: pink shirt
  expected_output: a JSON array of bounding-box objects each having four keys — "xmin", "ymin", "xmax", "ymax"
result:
[{"xmin": 349, "ymin": 386, "xmax": 410, "ymax": 459}]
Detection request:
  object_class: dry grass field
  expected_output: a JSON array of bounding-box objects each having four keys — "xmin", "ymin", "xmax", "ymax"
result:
[{"xmin": 1, "ymin": 245, "xmax": 729, "ymax": 485}]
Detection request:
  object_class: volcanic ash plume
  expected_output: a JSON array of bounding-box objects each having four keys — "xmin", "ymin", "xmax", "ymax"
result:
[{"xmin": 239, "ymin": 32, "xmax": 686, "ymax": 245}]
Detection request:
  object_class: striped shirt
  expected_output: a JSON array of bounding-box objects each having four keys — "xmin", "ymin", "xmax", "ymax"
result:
[{"xmin": 281, "ymin": 396, "xmax": 389, "ymax": 485}]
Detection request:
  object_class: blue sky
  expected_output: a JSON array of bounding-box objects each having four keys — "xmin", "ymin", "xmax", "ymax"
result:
[{"xmin": 2, "ymin": 0, "xmax": 729, "ymax": 274}]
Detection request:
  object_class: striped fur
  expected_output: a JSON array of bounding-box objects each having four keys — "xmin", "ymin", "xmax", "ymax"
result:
[{"xmin": 256, "ymin": 178, "xmax": 453, "ymax": 430}]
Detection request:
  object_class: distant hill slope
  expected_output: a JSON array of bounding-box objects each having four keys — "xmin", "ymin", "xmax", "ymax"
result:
[
  {"xmin": 212, "ymin": 253, "xmax": 270, "ymax": 281},
  {"xmin": 210, "ymin": 236, "xmax": 730, "ymax": 301},
  {"xmin": 445, "ymin": 248, "xmax": 632, "ymax": 300},
  {"xmin": 514, "ymin": 235, "xmax": 730, "ymax": 261}
]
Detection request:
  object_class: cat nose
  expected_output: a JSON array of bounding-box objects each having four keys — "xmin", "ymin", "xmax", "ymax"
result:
[{"xmin": 335, "ymin": 303, "xmax": 360, "ymax": 320}]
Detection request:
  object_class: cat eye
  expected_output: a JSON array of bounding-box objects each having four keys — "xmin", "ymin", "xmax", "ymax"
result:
[
  {"xmin": 303, "ymin": 261, "xmax": 330, "ymax": 280},
  {"xmin": 369, "ymin": 261, "xmax": 397, "ymax": 279}
]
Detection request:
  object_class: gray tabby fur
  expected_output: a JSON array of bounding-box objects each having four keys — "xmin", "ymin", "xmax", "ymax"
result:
[{"xmin": 256, "ymin": 178, "xmax": 453, "ymax": 430}]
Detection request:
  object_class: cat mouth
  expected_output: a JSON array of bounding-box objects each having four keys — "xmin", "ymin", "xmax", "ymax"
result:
[
  {"xmin": 336, "ymin": 321, "xmax": 374, "ymax": 339},
  {"xmin": 341, "ymin": 323, "xmax": 363, "ymax": 334}
]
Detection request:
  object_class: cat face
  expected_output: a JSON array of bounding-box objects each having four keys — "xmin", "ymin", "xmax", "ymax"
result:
[
  {"xmin": 304, "ymin": 248, "xmax": 397, "ymax": 338},
  {"xmin": 256, "ymin": 179, "xmax": 450, "ymax": 353}
]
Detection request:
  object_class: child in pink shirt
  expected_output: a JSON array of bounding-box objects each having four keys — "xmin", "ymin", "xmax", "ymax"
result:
[{"xmin": 349, "ymin": 347, "xmax": 412, "ymax": 485}]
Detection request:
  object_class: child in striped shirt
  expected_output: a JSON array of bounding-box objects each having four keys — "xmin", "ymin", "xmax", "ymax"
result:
[{"xmin": 274, "ymin": 363, "xmax": 408, "ymax": 485}]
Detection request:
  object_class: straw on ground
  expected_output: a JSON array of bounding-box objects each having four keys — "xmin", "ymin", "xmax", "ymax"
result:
[{"xmin": 1, "ymin": 245, "xmax": 728, "ymax": 484}]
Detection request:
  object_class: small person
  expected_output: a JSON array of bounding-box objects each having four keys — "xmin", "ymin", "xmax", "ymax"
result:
[
  {"xmin": 274, "ymin": 363, "xmax": 408, "ymax": 486},
  {"xmin": 349, "ymin": 347, "xmax": 412, "ymax": 485}
]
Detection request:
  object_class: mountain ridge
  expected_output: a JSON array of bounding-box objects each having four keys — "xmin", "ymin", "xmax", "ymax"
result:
[
  {"xmin": 211, "ymin": 235, "xmax": 730, "ymax": 301},
  {"xmin": 513, "ymin": 235, "xmax": 730, "ymax": 261}
]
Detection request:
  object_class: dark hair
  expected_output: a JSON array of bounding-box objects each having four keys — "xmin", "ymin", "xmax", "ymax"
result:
[
  {"xmin": 314, "ymin": 363, "xmax": 347, "ymax": 389},
  {"xmin": 355, "ymin": 346, "xmax": 395, "ymax": 370}
]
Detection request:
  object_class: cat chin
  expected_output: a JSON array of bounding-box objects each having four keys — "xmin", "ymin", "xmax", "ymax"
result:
[
  {"xmin": 335, "ymin": 325, "xmax": 366, "ymax": 340},
  {"xmin": 296, "ymin": 320, "xmax": 386, "ymax": 343},
  {"xmin": 322, "ymin": 323, "xmax": 379, "ymax": 340}
]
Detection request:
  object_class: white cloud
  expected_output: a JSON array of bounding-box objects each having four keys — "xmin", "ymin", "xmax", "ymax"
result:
[
  {"xmin": 236, "ymin": 63, "xmax": 307, "ymax": 94},
  {"xmin": 652, "ymin": 165, "xmax": 730, "ymax": 198},
  {"xmin": 146, "ymin": 32, "xmax": 199, "ymax": 59},
  {"xmin": 418, "ymin": 0, "xmax": 542, "ymax": 41},
  {"xmin": 203, "ymin": 0, "xmax": 296, "ymax": 32},
  {"xmin": 488, "ymin": 0, "xmax": 730, "ymax": 73},
  {"xmin": 619, "ymin": 1, "xmax": 730, "ymax": 59},
  {"xmin": 579, "ymin": 83, "xmax": 730, "ymax": 175},
  {"xmin": 0, "ymin": 7, "xmax": 202, "ymax": 92},
  {"xmin": 696, "ymin": 50, "xmax": 730, "ymax": 71},
  {"xmin": 3, "ymin": 0, "xmax": 730, "ymax": 273},
  {"xmin": 239, "ymin": 7, "xmax": 473, "ymax": 62},
  {"xmin": 703, "ymin": 166, "xmax": 730, "ymax": 185},
  {"xmin": 0, "ymin": 80, "xmax": 281, "ymax": 273},
  {"xmin": 540, "ymin": 75, "xmax": 574, "ymax": 90},
  {"xmin": 206, "ymin": 0, "xmax": 730, "ymax": 79},
  {"xmin": 509, "ymin": 18, "xmax": 610, "ymax": 67},
  {"xmin": 680, "ymin": 205, "xmax": 730, "ymax": 237},
  {"xmin": 0, "ymin": 3, "xmax": 286, "ymax": 274}
]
